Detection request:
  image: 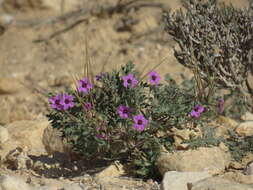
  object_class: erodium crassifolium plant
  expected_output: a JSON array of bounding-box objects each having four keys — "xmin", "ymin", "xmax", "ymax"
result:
[
  {"xmin": 163, "ymin": 0, "xmax": 253, "ymax": 114},
  {"xmin": 47, "ymin": 62, "xmax": 220, "ymax": 179}
]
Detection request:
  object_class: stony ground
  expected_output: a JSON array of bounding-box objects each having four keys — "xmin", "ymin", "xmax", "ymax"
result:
[{"xmin": 0, "ymin": 0, "xmax": 252, "ymax": 190}]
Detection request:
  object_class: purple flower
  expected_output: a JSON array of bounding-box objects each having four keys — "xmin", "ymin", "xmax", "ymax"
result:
[
  {"xmin": 60, "ymin": 93, "xmax": 75, "ymax": 110},
  {"xmin": 190, "ymin": 104, "xmax": 205, "ymax": 118},
  {"xmin": 133, "ymin": 114, "xmax": 148, "ymax": 131},
  {"xmin": 217, "ymin": 98, "xmax": 224, "ymax": 114},
  {"xmin": 49, "ymin": 93, "xmax": 74, "ymax": 111},
  {"xmin": 118, "ymin": 105, "xmax": 132, "ymax": 119},
  {"xmin": 84, "ymin": 102, "xmax": 93, "ymax": 111},
  {"xmin": 122, "ymin": 74, "xmax": 138, "ymax": 88},
  {"xmin": 49, "ymin": 94, "xmax": 63, "ymax": 110},
  {"xmin": 77, "ymin": 77, "xmax": 93, "ymax": 94},
  {"xmin": 148, "ymin": 71, "xmax": 161, "ymax": 85}
]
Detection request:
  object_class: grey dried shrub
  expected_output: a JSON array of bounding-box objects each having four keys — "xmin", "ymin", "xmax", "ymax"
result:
[{"xmin": 163, "ymin": 0, "xmax": 253, "ymax": 105}]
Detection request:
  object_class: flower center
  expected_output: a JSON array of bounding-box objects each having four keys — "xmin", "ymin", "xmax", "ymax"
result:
[
  {"xmin": 152, "ymin": 75, "xmax": 157, "ymax": 80},
  {"xmin": 123, "ymin": 109, "xmax": 128, "ymax": 114},
  {"xmin": 137, "ymin": 120, "xmax": 143, "ymax": 125},
  {"xmin": 55, "ymin": 99, "xmax": 60, "ymax": 105},
  {"xmin": 65, "ymin": 99, "xmax": 70, "ymax": 104},
  {"xmin": 82, "ymin": 82, "xmax": 88, "ymax": 88},
  {"xmin": 127, "ymin": 79, "xmax": 132, "ymax": 84}
]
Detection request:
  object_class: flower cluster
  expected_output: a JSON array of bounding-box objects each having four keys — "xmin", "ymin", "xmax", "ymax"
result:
[
  {"xmin": 49, "ymin": 93, "xmax": 75, "ymax": 111},
  {"xmin": 190, "ymin": 104, "xmax": 205, "ymax": 118},
  {"xmin": 49, "ymin": 70, "xmax": 161, "ymax": 131},
  {"xmin": 117, "ymin": 105, "xmax": 148, "ymax": 131}
]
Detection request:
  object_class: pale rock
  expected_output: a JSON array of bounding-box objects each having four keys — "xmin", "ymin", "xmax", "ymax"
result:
[
  {"xmin": 4, "ymin": 147, "xmax": 33, "ymax": 170},
  {"xmin": 223, "ymin": 171, "xmax": 253, "ymax": 185},
  {"xmin": 0, "ymin": 126, "xmax": 9, "ymax": 143},
  {"xmin": 0, "ymin": 14, "xmax": 14, "ymax": 26},
  {"xmin": 95, "ymin": 176, "xmax": 149, "ymax": 190},
  {"xmin": 171, "ymin": 127, "xmax": 202, "ymax": 150},
  {"xmin": 95, "ymin": 161, "xmax": 126, "ymax": 180},
  {"xmin": 188, "ymin": 176, "xmax": 253, "ymax": 190},
  {"xmin": 42, "ymin": 0, "xmax": 81, "ymax": 12},
  {"xmin": 0, "ymin": 174, "xmax": 32, "ymax": 190},
  {"xmin": 42, "ymin": 125, "xmax": 72, "ymax": 156},
  {"xmin": 244, "ymin": 161, "xmax": 253, "ymax": 176},
  {"xmin": 61, "ymin": 183, "xmax": 85, "ymax": 190},
  {"xmin": 0, "ymin": 120, "xmax": 49, "ymax": 159},
  {"xmin": 216, "ymin": 116, "xmax": 239, "ymax": 129},
  {"xmin": 156, "ymin": 147, "xmax": 231, "ymax": 176},
  {"xmin": 241, "ymin": 112, "xmax": 253, "ymax": 121},
  {"xmin": 235, "ymin": 121, "xmax": 253, "ymax": 137},
  {"xmin": 162, "ymin": 171, "xmax": 211, "ymax": 190},
  {"xmin": 0, "ymin": 77, "xmax": 23, "ymax": 94},
  {"xmin": 0, "ymin": 97, "xmax": 11, "ymax": 125}
]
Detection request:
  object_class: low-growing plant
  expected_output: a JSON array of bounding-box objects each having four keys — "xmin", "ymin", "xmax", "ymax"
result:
[{"xmin": 47, "ymin": 62, "xmax": 219, "ymax": 179}]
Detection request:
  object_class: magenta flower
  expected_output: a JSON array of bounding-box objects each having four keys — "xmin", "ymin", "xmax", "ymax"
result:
[
  {"xmin": 60, "ymin": 93, "xmax": 75, "ymax": 110},
  {"xmin": 148, "ymin": 71, "xmax": 161, "ymax": 85},
  {"xmin": 49, "ymin": 93, "xmax": 74, "ymax": 111},
  {"xmin": 49, "ymin": 94, "xmax": 63, "ymax": 110},
  {"xmin": 84, "ymin": 102, "xmax": 93, "ymax": 111},
  {"xmin": 133, "ymin": 114, "xmax": 148, "ymax": 131},
  {"xmin": 122, "ymin": 74, "xmax": 138, "ymax": 88},
  {"xmin": 118, "ymin": 105, "xmax": 132, "ymax": 119},
  {"xmin": 190, "ymin": 104, "xmax": 205, "ymax": 118},
  {"xmin": 77, "ymin": 77, "xmax": 93, "ymax": 94}
]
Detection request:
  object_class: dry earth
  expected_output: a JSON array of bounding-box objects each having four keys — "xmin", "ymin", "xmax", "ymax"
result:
[{"xmin": 0, "ymin": 0, "xmax": 251, "ymax": 190}]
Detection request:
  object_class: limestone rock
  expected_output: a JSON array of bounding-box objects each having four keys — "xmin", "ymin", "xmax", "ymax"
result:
[
  {"xmin": 235, "ymin": 121, "xmax": 253, "ymax": 137},
  {"xmin": 42, "ymin": 125, "xmax": 72, "ymax": 156},
  {"xmin": 171, "ymin": 127, "xmax": 202, "ymax": 150},
  {"xmin": 244, "ymin": 161, "xmax": 253, "ymax": 176},
  {"xmin": 0, "ymin": 120, "xmax": 49, "ymax": 159},
  {"xmin": 0, "ymin": 77, "xmax": 23, "ymax": 94},
  {"xmin": 4, "ymin": 147, "xmax": 33, "ymax": 170},
  {"xmin": 188, "ymin": 176, "xmax": 253, "ymax": 190},
  {"xmin": 0, "ymin": 126, "xmax": 9, "ymax": 144},
  {"xmin": 223, "ymin": 171, "xmax": 253, "ymax": 185},
  {"xmin": 0, "ymin": 97, "xmax": 11, "ymax": 125},
  {"xmin": 95, "ymin": 161, "xmax": 126, "ymax": 180},
  {"xmin": 0, "ymin": 174, "xmax": 32, "ymax": 190},
  {"xmin": 241, "ymin": 112, "xmax": 253, "ymax": 121},
  {"xmin": 156, "ymin": 147, "xmax": 231, "ymax": 176},
  {"xmin": 162, "ymin": 171, "xmax": 211, "ymax": 190}
]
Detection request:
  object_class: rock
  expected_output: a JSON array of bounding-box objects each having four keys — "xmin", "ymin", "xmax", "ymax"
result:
[
  {"xmin": 188, "ymin": 176, "xmax": 253, "ymax": 190},
  {"xmin": 162, "ymin": 171, "xmax": 211, "ymax": 190},
  {"xmin": 244, "ymin": 161, "xmax": 253, "ymax": 176},
  {"xmin": 223, "ymin": 171, "xmax": 253, "ymax": 185},
  {"xmin": 0, "ymin": 174, "xmax": 32, "ymax": 190},
  {"xmin": 0, "ymin": 77, "xmax": 23, "ymax": 94},
  {"xmin": 0, "ymin": 97, "xmax": 11, "ymax": 125},
  {"xmin": 95, "ymin": 176, "xmax": 152, "ymax": 190},
  {"xmin": 42, "ymin": 125, "xmax": 72, "ymax": 156},
  {"xmin": 216, "ymin": 116, "xmax": 239, "ymax": 129},
  {"xmin": 235, "ymin": 121, "xmax": 253, "ymax": 137},
  {"xmin": 42, "ymin": 0, "xmax": 81, "ymax": 11},
  {"xmin": 0, "ymin": 120, "xmax": 49, "ymax": 159},
  {"xmin": 156, "ymin": 147, "xmax": 231, "ymax": 176},
  {"xmin": 171, "ymin": 127, "xmax": 202, "ymax": 150},
  {"xmin": 241, "ymin": 112, "xmax": 253, "ymax": 121},
  {"xmin": 61, "ymin": 183, "xmax": 85, "ymax": 190},
  {"xmin": 95, "ymin": 161, "xmax": 126, "ymax": 180},
  {"xmin": 4, "ymin": 147, "xmax": 33, "ymax": 170},
  {"xmin": 0, "ymin": 14, "xmax": 14, "ymax": 26},
  {"xmin": 0, "ymin": 126, "xmax": 9, "ymax": 143}
]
